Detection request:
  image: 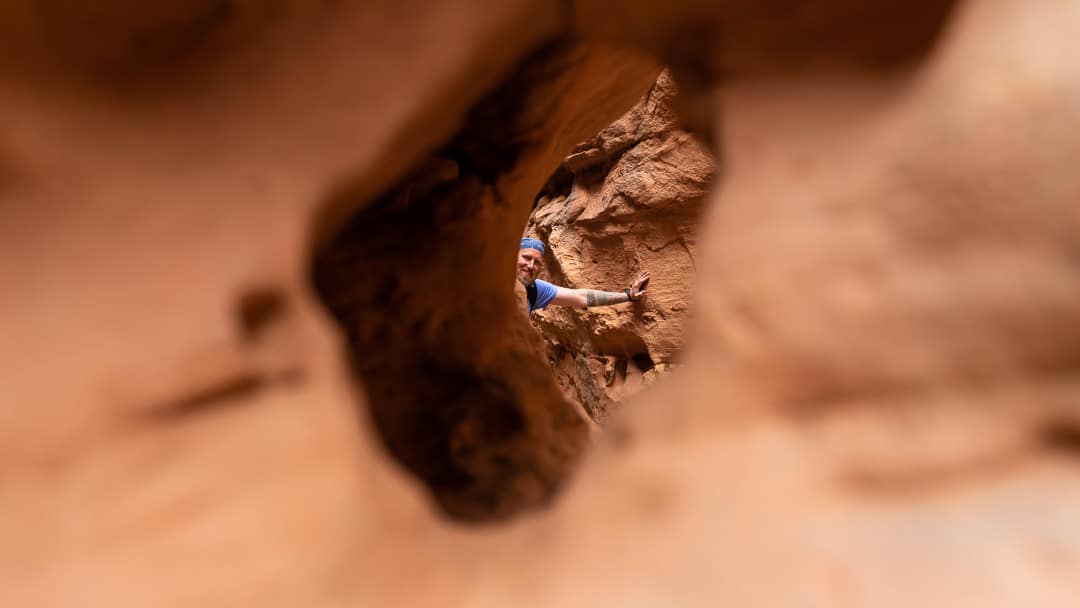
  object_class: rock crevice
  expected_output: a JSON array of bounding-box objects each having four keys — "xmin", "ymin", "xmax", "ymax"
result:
[{"xmin": 526, "ymin": 70, "xmax": 715, "ymax": 420}]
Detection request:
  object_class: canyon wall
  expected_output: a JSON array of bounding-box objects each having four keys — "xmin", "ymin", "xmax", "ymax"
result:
[
  {"xmin": 313, "ymin": 42, "xmax": 663, "ymax": 519},
  {"xmin": 3, "ymin": 1, "xmax": 1080, "ymax": 606},
  {"xmin": 526, "ymin": 70, "xmax": 715, "ymax": 420}
]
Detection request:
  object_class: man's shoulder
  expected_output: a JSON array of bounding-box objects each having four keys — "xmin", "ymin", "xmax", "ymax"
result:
[
  {"xmin": 534, "ymin": 279, "xmax": 559, "ymax": 294},
  {"xmin": 531, "ymin": 279, "xmax": 559, "ymax": 310}
]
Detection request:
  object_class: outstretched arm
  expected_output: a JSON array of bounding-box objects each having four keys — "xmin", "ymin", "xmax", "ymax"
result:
[
  {"xmin": 550, "ymin": 287, "xmax": 630, "ymax": 308},
  {"xmin": 549, "ymin": 270, "xmax": 650, "ymax": 309}
]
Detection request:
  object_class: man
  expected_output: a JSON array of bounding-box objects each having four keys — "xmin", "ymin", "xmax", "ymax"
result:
[{"xmin": 518, "ymin": 237, "xmax": 649, "ymax": 314}]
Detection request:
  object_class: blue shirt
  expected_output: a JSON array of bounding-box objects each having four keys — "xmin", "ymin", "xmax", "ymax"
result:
[{"xmin": 527, "ymin": 279, "xmax": 558, "ymax": 313}]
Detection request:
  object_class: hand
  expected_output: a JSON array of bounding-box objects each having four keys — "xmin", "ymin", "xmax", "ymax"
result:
[{"xmin": 628, "ymin": 269, "xmax": 650, "ymax": 302}]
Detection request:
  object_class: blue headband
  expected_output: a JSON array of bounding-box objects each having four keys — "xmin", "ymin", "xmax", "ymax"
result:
[{"xmin": 520, "ymin": 237, "xmax": 545, "ymax": 256}]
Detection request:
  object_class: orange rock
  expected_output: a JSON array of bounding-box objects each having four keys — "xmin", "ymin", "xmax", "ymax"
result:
[{"xmin": 2, "ymin": 0, "xmax": 1080, "ymax": 606}]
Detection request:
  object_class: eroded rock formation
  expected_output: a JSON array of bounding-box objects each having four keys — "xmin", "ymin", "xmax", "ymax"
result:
[
  {"xmin": 313, "ymin": 41, "xmax": 662, "ymax": 520},
  {"xmin": 525, "ymin": 70, "xmax": 714, "ymax": 420},
  {"xmin": 3, "ymin": 0, "xmax": 1080, "ymax": 606}
]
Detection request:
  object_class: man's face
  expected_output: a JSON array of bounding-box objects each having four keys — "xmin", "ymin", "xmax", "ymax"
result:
[{"xmin": 517, "ymin": 247, "xmax": 544, "ymax": 286}]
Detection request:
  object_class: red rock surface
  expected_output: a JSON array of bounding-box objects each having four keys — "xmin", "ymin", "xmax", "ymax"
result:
[
  {"xmin": 2, "ymin": 1, "xmax": 1080, "ymax": 606},
  {"xmin": 313, "ymin": 41, "xmax": 662, "ymax": 519},
  {"xmin": 526, "ymin": 70, "xmax": 715, "ymax": 420}
]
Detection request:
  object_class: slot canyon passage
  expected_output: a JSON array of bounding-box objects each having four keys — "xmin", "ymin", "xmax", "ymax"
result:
[
  {"xmin": 3, "ymin": 0, "xmax": 1080, "ymax": 606},
  {"xmin": 524, "ymin": 68, "xmax": 713, "ymax": 424}
]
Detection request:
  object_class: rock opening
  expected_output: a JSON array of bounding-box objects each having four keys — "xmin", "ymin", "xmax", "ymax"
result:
[
  {"xmin": 525, "ymin": 69, "xmax": 715, "ymax": 422},
  {"xmin": 311, "ymin": 39, "xmax": 673, "ymax": 522}
]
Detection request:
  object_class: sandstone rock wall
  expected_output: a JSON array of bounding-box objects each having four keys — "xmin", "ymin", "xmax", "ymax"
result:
[
  {"xmin": 313, "ymin": 41, "xmax": 662, "ymax": 519},
  {"xmin": 525, "ymin": 70, "xmax": 715, "ymax": 420},
  {"xmin": 4, "ymin": 1, "xmax": 1080, "ymax": 606}
]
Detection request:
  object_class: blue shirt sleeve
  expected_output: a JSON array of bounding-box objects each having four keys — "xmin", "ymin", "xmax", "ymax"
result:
[{"xmin": 530, "ymin": 279, "xmax": 559, "ymax": 313}]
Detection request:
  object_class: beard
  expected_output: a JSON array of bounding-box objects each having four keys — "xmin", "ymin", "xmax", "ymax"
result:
[{"xmin": 517, "ymin": 270, "xmax": 536, "ymax": 287}]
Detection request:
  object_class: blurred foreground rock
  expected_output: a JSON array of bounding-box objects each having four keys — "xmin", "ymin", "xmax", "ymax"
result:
[{"xmin": 2, "ymin": 0, "xmax": 1080, "ymax": 606}]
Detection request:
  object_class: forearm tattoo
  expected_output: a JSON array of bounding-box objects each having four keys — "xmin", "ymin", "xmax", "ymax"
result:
[{"xmin": 584, "ymin": 290, "xmax": 630, "ymax": 307}]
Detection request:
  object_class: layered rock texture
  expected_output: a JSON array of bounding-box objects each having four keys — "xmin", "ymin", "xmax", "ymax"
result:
[
  {"xmin": 313, "ymin": 42, "xmax": 662, "ymax": 519},
  {"xmin": 526, "ymin": 70, "xmax": 714, "ymax": 420},
  {"xmin": 4, "ymin": 0, "xmax": 1080, "ymax": 606}
]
